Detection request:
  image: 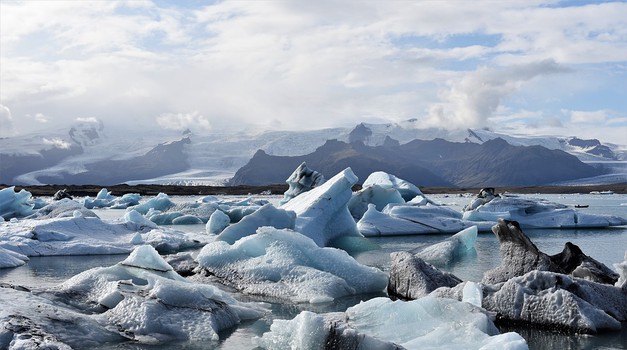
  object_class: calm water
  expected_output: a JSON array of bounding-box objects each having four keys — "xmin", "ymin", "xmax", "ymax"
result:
[{"xmin": 1, "ymin": 193, "xmax": 626, "ymax": 349}]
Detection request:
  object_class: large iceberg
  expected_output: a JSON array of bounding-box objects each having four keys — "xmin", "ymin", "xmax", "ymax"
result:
[
  {"xmin": 358, "ymin": 203, "xmax": 492, "ymax": 236},
  {"xmin": 1, "ymin": 245, "xmax": 265, "ymax": 349},
  {"xmin": 462, "ymin": 192, "xmax": 627, "ymax": 228},
  {"xmin": 280, "ymin": 167, "xmax": 364, "ymax": 247},
  {"xmin": 82, "ymin": 188, "xmax": 141, "ymax": 209},
  {"xmin": 362, "ymin": 171, "xmax": 429, "ymax": 202},
  {"xmin": 254, "ymin": 297, "xmax": 527, "ymax": 350},
  {"xmin": 195, "ymin": 227, "xmax": 388, "ymax": 303}
]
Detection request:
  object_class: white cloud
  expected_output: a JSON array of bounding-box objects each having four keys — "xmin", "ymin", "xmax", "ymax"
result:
[
  {"xmin": 156, "ymin": 111, "xmax": 211, "ymax": 132},
  {"xmin": 567, "ymin": 110, "xmax": 608, "ymax": 124},
  {"xmin": 425, "ymin": 60, "xmax": 569, "ymax": 129},
  {"xmin": 75, "ymin": 117, "xmax": 99, "ymax": 123},
  {"xmin": 0, "ymin": 0, "xmax": 625, "ymax": 141},
  {"xmin": 0, "ymin": 104, "xmax": 14, "ymax": 137}
]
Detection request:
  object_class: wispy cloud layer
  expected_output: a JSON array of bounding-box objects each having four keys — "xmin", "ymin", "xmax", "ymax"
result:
[{"xmin": 1, "ymin": 1, "xmax": 626, "ymax": 143}]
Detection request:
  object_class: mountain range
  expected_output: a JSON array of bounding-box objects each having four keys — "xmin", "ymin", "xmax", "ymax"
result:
[{"xmin": 1, "ymin": 119, "xmax": 625, "ymax": 187}]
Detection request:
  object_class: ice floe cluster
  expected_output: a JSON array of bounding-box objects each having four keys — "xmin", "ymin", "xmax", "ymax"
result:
[{"xmin": 1, "ymin": 164, "xmax": 626, "ymax": 349}]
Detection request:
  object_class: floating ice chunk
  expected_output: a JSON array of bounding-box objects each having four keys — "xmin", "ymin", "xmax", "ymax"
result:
[
  {"xmin": 256, "ymin": 297, "xmax": 528, "ymax": 350},
  {"xmin": 348, "ymin": 184, "xmax": 405, "ymax": 220},
  {"xmin": 463, "ymin": 195, "xmax": 627, "ymax": 228},
  {"xmin": 362, "ymin": 171, "xmax": 426, "ymax": 202},
  {"xmin": 171, "ymin": 215, "xmax": 204, "ymax": 225},
  {"xmin": 120, "ymin": 245, "xmax": 174, "ymax": 272},
  {"xmin": 130, "ymin": 232, "xmax": 144, "ymax": 245},
  {"xmin": 206, "ymin": 210, "xmax": 230, "ymax": 234},
  {"xmin": 482, "ymin": 270, "xmax": 625, "ymax": 333},
  {"xmin": 216, "ymin": 203, "xmax": 295, "ymax": 244},
  {"xmin": 28, "ymin": 198, "xmax": 98, "ymax": 219},
  {"xmin": 21, "ymin": 245, "xmax": 266, "ymax": 346},
  {"xmin": 0, "ymin": 246, "xmax": 29, "ymax": 268},
  {"xmin": 196, "ymin": 227, "xmax": 388, "ymax": 303},
  {"xmin": 462, "ymin": 281, "xmax": 483, "ymax": 307},
  {"xmin": 358, "ymin": 203, "xmax": 491, "ymax": 236},
  {"xmin": 124, "ymin": 209, "xmax": 158, "ymax": 229},
  {"xmin": 614, "ymin": 250, "xmax": 627, "ymax": 288},
  {"xmin": 387, "ymin": 252, "xmax": 462, "ymax": 300},
  {"xmin": 0, "ymin": 186, "xmax": 35, "ymax": 219},
  {"xmin": 130, "ymin": 193, "xmax": 175, "ymax": 214},
  {"xmin": 0, "ymin": 215, "xmax": 202, "ymax": 257},
  {"xmin": 253, "ymin": 311, "xmax": 327, "ymax": 350},
  {"xmin": 280, "ymin": 167, "xmax": 363, "ymax": 247},
  {"xmin": 412, "ymin": 226, "xmax": 477, "ymax": 266},
  {"xmin": 279, "ymin": 162, "xmax": 325, "ymax": 206},
  {"xmin": 110, "ymin": 193, "xmax": 141, "ymax": 209},
  {"xmin": 83, "ymin": 188, "xmax": 117, "ymax": 209}
]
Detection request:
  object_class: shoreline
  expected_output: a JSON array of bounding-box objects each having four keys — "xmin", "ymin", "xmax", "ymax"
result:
[{"xmin": 2, "ymin": 182, "xmax": 626, "ymax": 197}]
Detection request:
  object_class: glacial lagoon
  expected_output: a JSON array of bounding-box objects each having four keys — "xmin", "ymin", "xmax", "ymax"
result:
[{"xmin": 1, "ymin": 193, "xmax": 626, "ymax": 349}]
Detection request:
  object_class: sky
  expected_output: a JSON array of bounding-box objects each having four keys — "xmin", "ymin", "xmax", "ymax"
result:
[{"xmin": 1, "ymin": 0, "xmax": 626, "ymax": 144}]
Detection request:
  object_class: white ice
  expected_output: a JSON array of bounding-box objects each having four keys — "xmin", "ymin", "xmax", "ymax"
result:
[
  {"xmin": 358, "ymin": 203, "xmax": 492, "ymax": 236},
  {"xmin": 348, "ymin": 184, "xmax": 405, "ymax": 220},
  {"xmin": 216, "ymin": 203, "xmax": 295, "ymax": 244},
  {"xmin": 255, "ymin": 297, "xmax": 527, "ymax": 350},
  {"xmin": 279, "ymin": 162, "xmax": 325, "ymax": 206},
  {"xmin": 196, "ymin": 226, "xmax": 388, "ymax": 303},
  {"xmin": 0, "ymin": 186, "xmax": 35, "ymax": 220},
  {"xmin": 614, "ymin": 250, "xmax": 627, "ymax": 288},
  {"xmin": 0, "ymin": 246, "xmax": 29, "ymax": 269},
  {"xmin": 206, "ymin": 209, "xmax": 231, "ymax": 234},
  {"xmin": 463, "ymin": 196, "xmax": 627, "ymax": 228},
  {"xmin": 0, "ymin": 214, "xmax": 205, "ymax": 257},
  {"xmin": 362, "ymin": 171, "xmax": 429, "ymax": 202},
  {"xmin": 0, "ymin": 245, "xmax": 266, "ymax": 348},
  {"xmin": 280, "ymin": 167, "xmax": 364, "ymax": 247},
  {"xmin": 413, "ymin": 226, "xmax": 478, "ymax": 266}
]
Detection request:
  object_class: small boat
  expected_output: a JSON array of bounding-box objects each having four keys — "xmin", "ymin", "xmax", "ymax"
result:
[{"xmin": 574, "ymin": 204, "xmax": 589, "ymax": 208}]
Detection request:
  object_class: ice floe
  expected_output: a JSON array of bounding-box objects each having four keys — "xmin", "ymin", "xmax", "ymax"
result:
[
  {"xmin": 280, "ymin": 167, "xmax": 364, "ymax": 247},
  {"xmin": 195, "ymin": 226, "xmax": 388, "ymax": 303},
  {"xmin": 254, "ymin": 297, "xmax": 528, "ymax": 349},
  {"xmin": 279, "ymin": 161, "xmax": 325, "ymax": 206},
  {"xmin": 0, "ymin": 186, "xmax": 36, "ymax": 220},
  {"xmin": 0, "ymin": 245, "xmax": 265, "ymax": 349},
  {"xmin": 216, "ymin": 203, "xmax": 295, "ymax": 244}
]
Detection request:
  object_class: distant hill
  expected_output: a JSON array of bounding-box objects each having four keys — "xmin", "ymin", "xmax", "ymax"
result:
[
  {"xmin": 228, "ymin": 138, "xmax": 602, "ymax": 187},
  {"xmin": 1, "ymin": 119, "xmax": 623, "ymax": 186}
]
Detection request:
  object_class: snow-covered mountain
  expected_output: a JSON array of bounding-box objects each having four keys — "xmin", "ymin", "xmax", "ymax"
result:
[{"xmin": 1, "ymin": 119, "xmax": 625, "ymax": 186}]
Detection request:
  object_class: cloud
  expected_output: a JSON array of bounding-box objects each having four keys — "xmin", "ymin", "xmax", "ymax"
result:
[
  {"xmin": 0, "ymin": 104, "xmax": 14, "ymax": 137},
  {"xmin": 42, "ymin": 137, "xmax": 71, "ymax": 149},
  {"xmin": 567, "ymin": 110, "xmax": 608, "ymax": 124},
  {"xmin": 426, "ymin": 60, "xmax": 570, "ymax": 129},
  {"xmin": 156, "ymin": 111, "xmax": 211, "ymax": 132}
]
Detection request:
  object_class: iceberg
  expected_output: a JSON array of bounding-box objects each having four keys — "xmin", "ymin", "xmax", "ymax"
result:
[
  {"xmin": 280, "ymin": 167, "xmax": 364, "ymax": 247},
  {"xmin": 0, "ymin": 214, "xmax": 204, "ymax": 257},
  {"xmin": 411, "ymin": 225, "xmax": 478, "ymax": 266},
  {"xmin": 1, "ymin": 245, "xmax": 265, "ymax": 348},
  {"xmin": 206, "ymin": 209, "xmax": 231, "ymax": 234},
  {"xmin": 216, "ymin": 203, "xmax": 295, "ymax": 244},
  {"xmin": 196, "ymin": 227, "xmax": 388, "ymax": 303},
  {"xmin": 0, "ymin": 246, "xmax": 29, "ymax": 269},
  {"xmin": 462, "ymin": 192, "xmax": 627, "ymax": 228},
  {"xmin": 615, "ymin": 250, "xmax": 627, "ymax": 288},
  {"xmin": 0, "ymin": 186, "xmax": 36, "ymax": 220},
  {"xmin": 255, "ymin": 297, "xmax": 528, "ymax": 350},
  {"xmin": 279, "ymin": 161, "xmax": 325, "ymax": 206},
  {"xmin": 27, "ymin": 198, "xmax": 99, "ymax": 219},
  {"xmin": 348, "ymin": 184, "xmax": 405, "ymax": 220},
  {"xmin": 82, "ymin": 188, "xmax": 116, "ymax": 209},
  {"xmin": 358, "ymin": 203, "xmax": 492, "ymax": 236},
  {"xmin": 483, "ymin": 219, "xmax": 619, "ymax": 285},
  {"xmin": 362, "ymin": 171, "xmax": 428, "ymax": 202},
  {"xmin": 136, "ymin": 195, "xmax": 219, "ymax": 225},
  {"xmin": 387, "ymin": 251, "xmax": 462, "ymax": 300}
]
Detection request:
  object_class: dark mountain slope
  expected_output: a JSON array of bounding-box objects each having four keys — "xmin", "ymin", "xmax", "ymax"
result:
[{"xmin": 229, "ymin": 138, "xmax": 603, "ymax": 187}]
